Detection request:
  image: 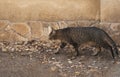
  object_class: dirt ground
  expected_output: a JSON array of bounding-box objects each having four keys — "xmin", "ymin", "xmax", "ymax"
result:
[{"xmin": 0, "ymin": 40, "xmax": 120, "ymax": 77}]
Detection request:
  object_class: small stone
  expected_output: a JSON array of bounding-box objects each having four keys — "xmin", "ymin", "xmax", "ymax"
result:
[
  {"xmin": 30, "ymin": 57, "xmax": 33, "ymax": 60},
  {"xmin": 71, "ymin": 65, "xmax": 74, "ymax": 68},
  {"xmin": 75, "ymin": 71, "xmax": 80, "ymax": 75},
  {"xmin": 67, "ymin": 59, "xmax": 71, "ymax": 60},
  {"xmin": 95, "ymin": 67, "xmax": 99, "ymax": 69},
  {"xmin": 116, "ymin": 61, "xmax": 120, "ymax": 64},
  {"xmin": 25, "ymin": 48, "xmax": 30, "ymax": 51},
  {"xmin": 52, "ymin": 57, "xmax": 55, "ymax": 60},
  {"xmin": 42, "ymin": 61, "xmax": 45, "ymax": 64},
  {"xmin": 68, "ymin": 60, "xmax": 72, "ymax": 64},
  {"xmin": 53, "ymin": 62, "xmax": 63, "ymax": 68},
  {"xmin": 78, "ymin": 62, "xmax": 82, "ymax": 64},
  {"xmin": 70, "ymin": 56, "xmax": 76, "ymax": 60},
  {"xmin": 2, "ymin": 47, "xmax": 7, "ymax": 52},
  {"xmin": 88, "ymin": 65, "xmax": 92, "ymax": 68},
  {"xmin": 46, "ymin": 49, "xmax": 52, "ymax": 52},
  {"xmin": 11, "ymin": 48, "xmax": 15, "ymax": 52},
  {"xmin": 99, "ymin": 67, "xmax": 102, "ymax": 70},
  {"xmin": 51, "ymin": 66, "xmax": 57, "ymax": 71},
  {"xmin": 93, "ymin": 61, "xmax": 97, "ymax": 63},
  {"xmin": 104, "ymin": 67, "xmax": 108, "ymax": 69}
]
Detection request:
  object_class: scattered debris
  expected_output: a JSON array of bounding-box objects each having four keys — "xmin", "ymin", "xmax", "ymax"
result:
[{"xmin": 0, "ymin": 40, "xmax": 119, "ymax": 77}]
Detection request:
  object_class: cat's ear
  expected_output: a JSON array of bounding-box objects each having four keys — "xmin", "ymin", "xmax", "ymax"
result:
[
  {"xmin": 51, "ymin": 27, "xmax": 55, "ymax": 31},
  {"xmin": 48, "ymin": 26, "xmax": 56, "ymax": 34},
  {"xmin": 51, "ymin": 27, "xmax": 56, "ymax": 34},
  {"xmin": 48, "ymin": 26, "xmax": 55, "ymax": 32}
]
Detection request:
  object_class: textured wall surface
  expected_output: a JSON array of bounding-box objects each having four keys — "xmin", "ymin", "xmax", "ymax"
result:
[
  {"xmin": 101, "ymin": 0, "xmax": 120, "ymax": 22},
  {"xmin": 0, "ymin": 0, "xmax": 120, "ymax": 44},
  {"xmin": 0, "ymin": 0, "xmax": 100, "ymax": 22},
  {"xmin": 0, "ymin": 20, "xmax": 120, "ymax": 44}
]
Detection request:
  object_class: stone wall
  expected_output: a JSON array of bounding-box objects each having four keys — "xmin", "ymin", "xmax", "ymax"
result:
[
  {"xmin": 0, "ymin": 20, "xmax": 120, "ymax": 45},
  {"xmin": 0, "ymin": 0, "xmax": 120, "ymax": 44}
]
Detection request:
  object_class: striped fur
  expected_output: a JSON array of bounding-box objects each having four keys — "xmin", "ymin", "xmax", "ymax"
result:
[{"xmin": 49, "ymin": 27, "xmax": 119, "ymax": 59}]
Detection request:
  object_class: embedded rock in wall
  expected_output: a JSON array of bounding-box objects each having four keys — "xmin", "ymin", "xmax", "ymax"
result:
[
  {"xmin": 0, "ymin": 20, "xmax": 9, "ymax": 30},
  {"xmin": 10, "ymin": 23, "xmax": 31, "ymax": 38},
  {"xmin": 0, "ymin": 20, "xmax": 120, "ymax": 45},
  {"xmin": 0, "ymin": 30, "xmax": 11, "ymax": 41},
  {"xmin": 0, "ymin": 20, "xmax": 10, "ymax": 41},
  {"xmin": 28, "ymin": 21, "xmax": 43, "ymax": 40}
]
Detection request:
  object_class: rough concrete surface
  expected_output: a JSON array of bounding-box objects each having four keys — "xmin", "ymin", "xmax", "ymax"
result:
[
  {"xmin": 0, "ymin": 0, "xmax": 100, "ymax": 22},
  {"xmin": 101, "ymin": 0, "xmax": 120, "ymax": 22}
]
